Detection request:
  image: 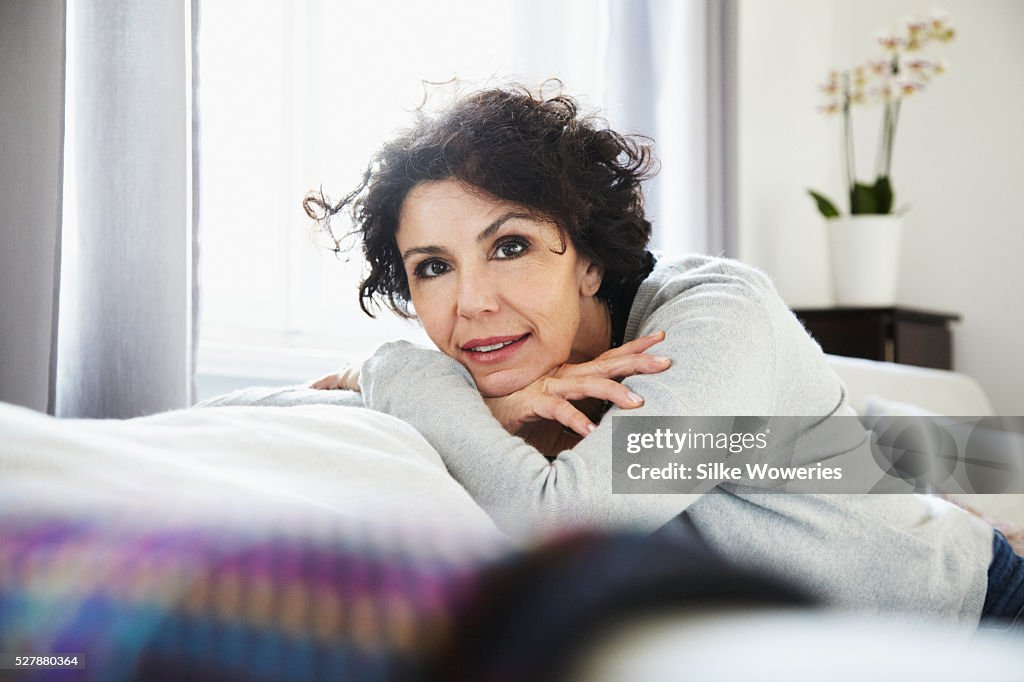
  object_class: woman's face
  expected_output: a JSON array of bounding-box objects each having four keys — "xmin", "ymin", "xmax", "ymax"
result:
[{"xmin": 395, "ymin": 179, "xmax": 606, "ymax": 398}]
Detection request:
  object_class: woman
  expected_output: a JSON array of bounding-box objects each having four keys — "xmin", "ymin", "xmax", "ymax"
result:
[{"xmin": 306, "ymin": 85, "xmax": 1021, "ymax": 628}]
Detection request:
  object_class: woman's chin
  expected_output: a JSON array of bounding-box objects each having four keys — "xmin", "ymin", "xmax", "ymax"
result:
[{"xmin": 472, "ymin": 368, "xmax": 543, "ymax": 399}]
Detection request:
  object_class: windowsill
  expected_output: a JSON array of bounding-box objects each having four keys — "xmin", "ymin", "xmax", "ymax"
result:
[
  {"xmin": 195, "ymin": 317, "xmax": 431, "ymax": 404},
  {"xmin": 194, "ymin": 342, "xmax": 361, "ymax": 403}
]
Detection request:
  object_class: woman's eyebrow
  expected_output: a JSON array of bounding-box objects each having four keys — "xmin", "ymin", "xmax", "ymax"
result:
[
  {"xmin": 401, "ymin": 244, "xmax": 447, "ymax": 261},
  {"xmin": 475, "ymin": 212, "xmax": 533, "ymax": 243},
  {"xmin": 401, "ymin": 212, "xmax": 534, "ymax": 262}
]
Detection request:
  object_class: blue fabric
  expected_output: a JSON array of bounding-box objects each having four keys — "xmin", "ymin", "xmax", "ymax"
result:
[{"xmin": 981, "ymin": 530, "xmax": 1024, "ymax": 630}]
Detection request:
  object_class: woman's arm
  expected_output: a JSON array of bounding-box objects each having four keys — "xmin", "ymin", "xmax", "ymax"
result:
[{"xmin": 360, "ymin": 263, "xmax": 782, "ymax": 539}]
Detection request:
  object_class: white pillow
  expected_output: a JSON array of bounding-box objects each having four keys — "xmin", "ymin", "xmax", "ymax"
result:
[
  {"xmin": 825, "ymin": 354, "xmax": 994, "ymax": 417},
  {"xmin": 0, "ymin": 401, "xmax": 504, "ymax": 547},
  {"xmin": 863, "ymin": 394, "xmax": 940, "ymax": 418}
]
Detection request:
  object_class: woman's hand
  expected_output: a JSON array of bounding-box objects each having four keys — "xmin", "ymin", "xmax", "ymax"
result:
[
  {"xmin": 308, "ymin": 364, "xmax": 362, "ymax": 392},
  {"xmin": 484, "ymin": 331, "xmax": 671, "ymax": 438}
]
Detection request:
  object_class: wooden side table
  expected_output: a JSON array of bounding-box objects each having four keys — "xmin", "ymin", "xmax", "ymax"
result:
[{"xmin": 791, "ymin": 307, "xmax": 960, "ymax": 370}]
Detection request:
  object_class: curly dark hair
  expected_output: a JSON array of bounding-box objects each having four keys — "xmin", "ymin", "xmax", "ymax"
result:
[{"xmin": 303, "ymin": 82, "xmax": 658, "ymax": 320}]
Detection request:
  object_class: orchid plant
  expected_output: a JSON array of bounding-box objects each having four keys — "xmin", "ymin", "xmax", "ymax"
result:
[{"xmin": 809, "ymin": 10, "xmax": 955, "ymax": 218}]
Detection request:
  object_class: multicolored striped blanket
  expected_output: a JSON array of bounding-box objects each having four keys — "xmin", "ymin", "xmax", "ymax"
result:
[{"xmin": 1, "ymin": 514, "xmax": 497, "ymax": 681}]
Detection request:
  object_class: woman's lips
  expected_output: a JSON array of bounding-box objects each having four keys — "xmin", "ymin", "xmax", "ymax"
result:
[{"xmin": 462, "ymin": 334, "xmax": 530, "ymax": 364}]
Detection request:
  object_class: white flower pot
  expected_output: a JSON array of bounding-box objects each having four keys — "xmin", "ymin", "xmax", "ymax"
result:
[{"xmin": 827, "ymin": 215, "xmax": 903, "ymax": 306}]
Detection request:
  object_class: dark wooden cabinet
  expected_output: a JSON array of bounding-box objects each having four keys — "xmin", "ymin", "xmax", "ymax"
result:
[{"xmin": 791, "ymin": 307, "xmax": 960, "ymax": 370}]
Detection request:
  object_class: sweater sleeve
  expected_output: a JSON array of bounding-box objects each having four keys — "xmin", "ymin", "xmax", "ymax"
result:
[{"xmin": 359, "ymin": 261, "xmax": 780, "ymax": 539}]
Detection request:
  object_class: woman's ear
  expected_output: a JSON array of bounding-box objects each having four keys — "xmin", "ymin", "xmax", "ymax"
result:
[{"xmin": 580, "ymin": 260, "xmax": 604, "ymax": 297}]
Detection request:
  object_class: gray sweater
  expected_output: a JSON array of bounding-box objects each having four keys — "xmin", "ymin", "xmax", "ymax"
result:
[{"xmin": 360, "ymin": 255, "xmax": 993, "ymax": 626}]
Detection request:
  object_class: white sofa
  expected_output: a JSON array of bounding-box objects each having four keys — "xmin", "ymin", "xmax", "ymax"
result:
[
  {"xmin": 825, "ymin": 354, "xmax": 1021, "ymax": 525},
  {"xmin": 825, "ymin": 354, "xmax": 994, "ymax": 417}
]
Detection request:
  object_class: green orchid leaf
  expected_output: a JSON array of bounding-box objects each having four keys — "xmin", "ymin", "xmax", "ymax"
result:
[
  {"xmin": 850, "ymin": 182, "xmax": 878, "ymax": 214},
  {"xmin": 850, "ymin": 177, "xmax": 896, "ymax": 215},
  {"xmin": 873, "ymin": 175, "xmax": 894, "ymax": 214},
  {"xmin": 808, "ymin": 189, "xmax": 840, "ymax": 218}
]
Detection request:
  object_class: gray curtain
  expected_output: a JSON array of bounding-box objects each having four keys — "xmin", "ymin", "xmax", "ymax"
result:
[
  {"xmin": 0, "ymin": 0, "xmax": 195, "ymax": 419},
  {"xmin": 603, "ymin": 0, "xmax": 737, "ymax": 258},
  {"xmin": 0, "ymin": 0, "xmax": 66, "ymax": 415}
]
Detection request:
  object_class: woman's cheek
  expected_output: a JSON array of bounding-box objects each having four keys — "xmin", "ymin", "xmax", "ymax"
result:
[{"xmin": 410, "ymin": 290, "xmax": 450, "ymax": 350}]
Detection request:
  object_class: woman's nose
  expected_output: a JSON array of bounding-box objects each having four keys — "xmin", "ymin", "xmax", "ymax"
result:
[{"xmin": 456, "ymin": 268, "xmax": 500, "ymax": 318}]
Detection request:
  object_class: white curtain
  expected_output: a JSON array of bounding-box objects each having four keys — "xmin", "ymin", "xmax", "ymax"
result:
[
  {"xmin": 54, "ymin": 0, "xmax": 194, "ymax": 418},
  {"xmin": 603, "ymin": 0, "xmax": 736, "ymax": 258}
]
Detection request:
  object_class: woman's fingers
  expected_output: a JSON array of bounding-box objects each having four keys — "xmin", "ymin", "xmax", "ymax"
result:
[
  {"xmin": 554, "ymin": 331, "xmax": 669, "ymax": 381},
  {"xmin": 495, "ymin": 376, "xmax": 646, "ymax": 437},
  {"xmin": 552, "ymin": 400, "xmax": 597, "ymax": 437},
  {"xmin": 599, "ymin": 330, "xmax": 666, "ymax": 359},
  {"xmin": 484, "ymin": 336, "xmax": 668, "ymax": 439},
  {"xmin": 536, "ymin": 376, "xmax": 647, "ymax": 436},
  {"xmin": 558, "ymin": 352, "xmax": 671, "ymax": 380},
  {"xmin": 308, "ymin": 365, "xmax": 362, "ymax": 391},
  {"xmin": 545, "ymin": 375, "xmax": 647, "ymax": 410},
  {"xmin": 535, "ymin": 395, "xmax": 598, "ymax": 437},
  {"xmin": 309, "ymin": 373, "xmax": 342, "ymax": 390}
]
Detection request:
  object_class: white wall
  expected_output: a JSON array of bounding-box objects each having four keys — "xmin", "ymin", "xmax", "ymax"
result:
[{"xmin": 737, "ymin": 0, "xmax": 1024, "ymax": 415}]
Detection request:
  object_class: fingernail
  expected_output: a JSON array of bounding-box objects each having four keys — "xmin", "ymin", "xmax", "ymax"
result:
[
  {"xmin": 586, "ymin": 423, "xmax": 597, "ymax": 433},
  {"xmin": 654, "ymin": 356, "xmax": 670, "ymax": 365},
  {"xmin": 628, "ymin": 392, "xmax": 644, "ymax": 405}
]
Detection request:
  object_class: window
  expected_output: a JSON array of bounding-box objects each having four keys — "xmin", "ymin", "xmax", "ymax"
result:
[{"xmin": 195, "ymin": 0, "xmax": 607, "ymax": 394}]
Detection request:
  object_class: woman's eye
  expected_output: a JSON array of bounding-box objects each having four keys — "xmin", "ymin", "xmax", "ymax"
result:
[
  {"xmin": 414, "ymin": 259, "xmax": 450, "ymax": 279},
  {"xmin": 494, "ymin": 237, "xmax": 529, "ymax": 260}
]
